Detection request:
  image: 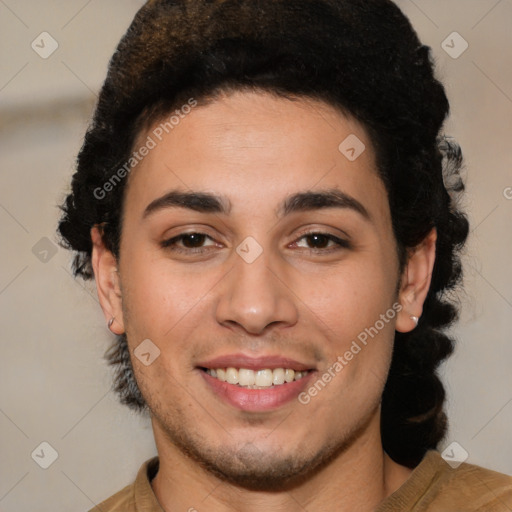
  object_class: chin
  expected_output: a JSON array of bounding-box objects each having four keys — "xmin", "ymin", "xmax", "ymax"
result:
[
  {"xmin": 204, "ymin": 437, "xmax": 356, "ymax": 491},
  {"xmin": 165, "ymin": 422, "xmax": 354, "ymax": 491}
]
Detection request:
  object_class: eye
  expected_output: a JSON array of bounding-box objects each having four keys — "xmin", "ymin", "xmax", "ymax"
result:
[
  {"xmin": 292, "ymin": 231, "xmax": 351, "ymax": 252},
  {"xmin": 161, "ymin": 230, "xmax": 351, "ymax": 256},
  {"xmin": 161, "ymin": 232, "xmax": 217, "ymax": 253}
]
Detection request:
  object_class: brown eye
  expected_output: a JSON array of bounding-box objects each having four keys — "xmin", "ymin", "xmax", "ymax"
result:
[
  {"xmin": 180, "ymin": 233, "xmax": 207, "ymax": 248},
  {"xmin": 294, "ymin": 232, "xmax": 351, "ymax": 252},
  {"xmin": 161, "ymin": 232, "xmax": 216, "ymax": 253},
  {"xmin": 304, "ymin": 233, "xmax": 331, "ymax": 249}
]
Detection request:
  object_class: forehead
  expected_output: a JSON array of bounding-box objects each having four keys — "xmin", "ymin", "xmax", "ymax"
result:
[{"xmin": 123, "ymin": 90, "xmax": 389, "ymax": 223}]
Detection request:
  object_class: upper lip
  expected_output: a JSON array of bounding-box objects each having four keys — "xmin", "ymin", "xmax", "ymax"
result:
[{"xmin": 197, "ymin": 353, "xmax": 315, "ymax": 372}]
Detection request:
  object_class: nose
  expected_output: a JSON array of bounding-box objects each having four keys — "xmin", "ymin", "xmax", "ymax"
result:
[{"xmin": 215, "ymin": 247, "xmax": 299, "ymax": 335}]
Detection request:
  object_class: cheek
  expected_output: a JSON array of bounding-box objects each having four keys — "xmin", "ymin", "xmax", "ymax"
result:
[
  {"xmin": 296, "ymin": 251, "xmax": 398, "ymax": 400},
  {"xmin": 120, "ymin": 254, "xmax": 225, "ymax": 353},
  {"xmin": 298, "ymin": 256, "xmax": 397, "ymax": 339},
  {"xmin": 122, "ymin": 251, "xmax": 196, "ymax": 315}
]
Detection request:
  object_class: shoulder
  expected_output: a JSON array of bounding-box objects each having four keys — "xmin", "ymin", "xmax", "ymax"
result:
[
  {"xmin": 91, "ymin": 482, "xmax": 136, "ymax": 512},
  {"xmin": 435, "ymin": 454, "xmax": 512, "ymax": 510},
  {"xmin": 88, "ymin": 457, "xmax": 161, "ymax": 512},
  {"xmin": 379, "ymin": 450, "xmax": 512, "ymax": 512}
]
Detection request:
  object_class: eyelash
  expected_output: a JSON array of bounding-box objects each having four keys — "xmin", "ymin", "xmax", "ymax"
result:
[{"xmin": 161, "ymin": 231, "xmax": 351, "ymax": 255}]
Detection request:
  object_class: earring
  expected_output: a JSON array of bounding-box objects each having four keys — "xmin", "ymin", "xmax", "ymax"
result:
[
  {"xmin": 107, "ymin": 317, "xmax": 115, "ymax": 331},
  {"xmin": 410, "ymin": 315, "xmax": 419, "ymax": 327}
]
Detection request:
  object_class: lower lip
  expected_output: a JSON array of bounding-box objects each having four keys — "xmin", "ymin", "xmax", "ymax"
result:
[{"xmin": 199, "ymin": 369, "xmax": 316, "ymax": 412}]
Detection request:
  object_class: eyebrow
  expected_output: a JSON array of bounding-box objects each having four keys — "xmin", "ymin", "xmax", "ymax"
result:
[{"xmin": 142, "ymin": 187, "xmax": 371, "ymax": 221}]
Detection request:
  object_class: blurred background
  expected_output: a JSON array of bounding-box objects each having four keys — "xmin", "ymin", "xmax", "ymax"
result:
[{"xmin": 0, "ymin": 1, "xmax": 511, "ymax": 510}]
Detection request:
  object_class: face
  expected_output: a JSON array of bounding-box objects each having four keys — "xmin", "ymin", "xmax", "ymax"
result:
[{"xmin": 94, "ymin": 90, "xmax": 420, "ymax": 489}]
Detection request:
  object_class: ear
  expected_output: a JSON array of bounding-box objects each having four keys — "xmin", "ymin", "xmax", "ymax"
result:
[
  {"xmin": 90, "ymin": 225, "xmax": 125, "ymax": 335},
  {"xmin": 395, "ymin": 228, "xmax": 437, "ymax": 333}
]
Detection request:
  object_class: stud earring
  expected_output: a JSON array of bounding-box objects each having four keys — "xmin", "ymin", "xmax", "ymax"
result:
[
  {"xmin": 410, "ymin": 315, "xmax": 419, "ymax": 327},
  {"xmin": 107, "ymin": 317, "xmax": 115, "ymax": 331}
]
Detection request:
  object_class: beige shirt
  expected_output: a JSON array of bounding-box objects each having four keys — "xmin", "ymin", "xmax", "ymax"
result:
[{"xmin": 90, "ymin": 450, "xmax": 512, "ymax": 511}]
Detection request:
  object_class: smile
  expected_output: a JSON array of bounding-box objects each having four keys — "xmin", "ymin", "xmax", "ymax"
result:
[{"xmin": 202, "ymin": 367, "xmax": 311, "ymax": 388}]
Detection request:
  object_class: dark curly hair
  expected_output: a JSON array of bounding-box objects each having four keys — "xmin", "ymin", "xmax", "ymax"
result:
[{"xmin": 57, "ymin": 0, "xmax": 469, "ymax": 469}]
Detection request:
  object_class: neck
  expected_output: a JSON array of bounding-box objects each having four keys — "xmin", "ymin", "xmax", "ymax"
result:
[{"xmin": 150, "ymin": 410, "xmax": 412, "ymax": 511}]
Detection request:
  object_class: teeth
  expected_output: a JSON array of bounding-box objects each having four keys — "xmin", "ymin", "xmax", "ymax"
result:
[
  {"xmin": 239, "ymin": 368, "xmax": 255, "ymax": 386},
  {"xmin": 272, "ymin": 368, "xmax": 285, "ymax": 385},
  {"xmin": 255, "ymin": 369, "xmax": 273, "ymax": 387},
  {"xmin": 205, "ymin": 367, "xmax": 309, "ymax": 387},
  {"xmin": 225, "ymin": 367, "xmax": 239, "ymax": 385},
  {"xmin": 285, "ymin": 369, "xmax": 295, "ymax": 383}
]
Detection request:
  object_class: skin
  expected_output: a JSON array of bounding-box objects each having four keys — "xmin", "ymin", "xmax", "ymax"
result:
[{"xmin": 91, "ymin": 90, "xmax": 436, "ymax": 511}]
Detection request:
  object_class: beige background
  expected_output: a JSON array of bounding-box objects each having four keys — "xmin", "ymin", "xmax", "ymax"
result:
[{"xmin": 0, "ymin": 1, "xmax": 511, "ymax": 510}]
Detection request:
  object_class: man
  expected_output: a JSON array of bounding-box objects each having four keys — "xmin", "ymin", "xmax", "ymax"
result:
[{"xmin": 57, "ymin": 0, "xmax": 512, "ymax": 510}]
